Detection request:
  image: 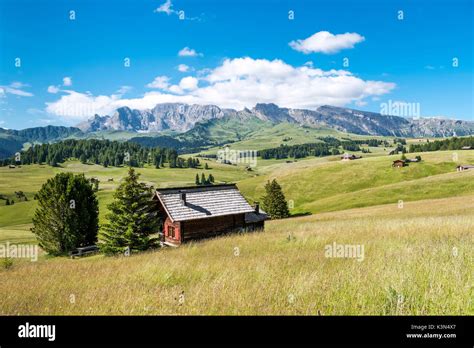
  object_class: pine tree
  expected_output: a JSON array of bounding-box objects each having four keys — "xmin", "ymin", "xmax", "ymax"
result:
[
  {"xmin": 208, "ymin": 174, "xmax": 214, "ymax": 183},
  {"xmin": 261, "ymin": 179, "xmax": 289, "ymax": 219},
  {"xmin": 5, "ymin": 198, "xmax": 10, "ymax": 206},
  {"xmin": 204, "ymin": 163, "xmax": 209, "ymax": 170},
  {"xmin": 201, "ymin": 173, "xmax": 207, "ymax": 185},
  {"xmin": 31, "ymin": 173, "xmax": 99, "ymax": 255},
  {"xmin": 99, "ymin": 168, "xmax": 160, "ymax": 255},
  {"xmin": 195, "ymin": 173, "xmax": 200, "ymax": 185}
]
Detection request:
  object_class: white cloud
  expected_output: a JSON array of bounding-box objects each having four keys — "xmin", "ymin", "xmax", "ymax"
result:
[
  {"xmin": 289, "ymin": 31, "xmax": 365, "ymax": 54},
  {"xmin": 46, "ymin": 57, "xmax": 395, "ymax": 120},
  {"xmin": 47, "ymin": 85, "xmax": 60, "ymax": 94},
  {"xmin": 116, "ymin": 85, "xmax": 133, "ymax": 95},
  {"xmin": 177, "ymin": 64, "xmax": 190, "ymax": 72},
  {"xmin": 63, "ymin": 77, "xmax": 72, "ymax": 86},
  {"xmin": 0, "ymin": 82, "xmax": 33, "ymax": 97},
  {"xmin": 154, "ymin": 0, "xmax": 174, "ymax": 15},
  {"xmin": 153, "ymin": 0, "xmax": 201, "ymax": 21},
  {"xmin": 179, "ymin": 76, "xmax": 199, "ymax": 90},
  {"xmin": 178, "ymin": 47, "xmax": 202, "ymax": 57},
  {"xmin": 46, "ymin": 91, "xmax": 121, "ymax": 120},
  {"xmin": 146, "ymin": 76, "xmax": 170, "ymax": 89}
]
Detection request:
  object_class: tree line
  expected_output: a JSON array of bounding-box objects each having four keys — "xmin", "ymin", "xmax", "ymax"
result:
[
  {"xmin": 0, "ymin": 139, "xmax": 201, "ymax": 169},
  {"xmin": 408, "ymin": 137, "xmax": 474, "ymax": 153},
  {"xmin": 257, "ymin": 137, "xmax": 389, "ymax": 160}
]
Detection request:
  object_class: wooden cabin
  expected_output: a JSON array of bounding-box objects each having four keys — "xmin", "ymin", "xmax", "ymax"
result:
[
  {"xmin": 392, "ymin": 159, "xmax": 406, "ymax": 168},
  {"xmin": 153, "ymin": 184, "xmax": 268, "ymax": 246}
]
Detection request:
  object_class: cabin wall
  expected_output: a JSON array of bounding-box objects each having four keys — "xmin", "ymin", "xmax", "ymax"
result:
[
  {"xmin": 164, "ymin": 217, "xmax": 182, "ymax": 245},
  {"xmin": 181, "ymin": 213, "xmax": 246, "ymax": 242}
]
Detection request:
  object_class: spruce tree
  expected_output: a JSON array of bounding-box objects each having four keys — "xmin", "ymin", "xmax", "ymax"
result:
[
  {"xmin": 261, "ymin": 179, "xmax": 289, "ymax": 219},
  {"xmin": 31, "ymin": 173, "xmax": 99, "ymax": 255},
  {"xmin": 195, "ymin": 173, "xmax": 200, "ymax": 185},
  {"xmin": 201, "ymin": 173, "xmax": 207, "ymax": 185},
  {"xmin": 99, "ymin": 168, "xmax": 160, "ymax": 255}
]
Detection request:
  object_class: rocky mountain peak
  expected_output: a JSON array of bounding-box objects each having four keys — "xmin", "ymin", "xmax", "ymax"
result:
[{"xmin": 76, "ymin": 102, "xmax": 474, "ymax": 137}]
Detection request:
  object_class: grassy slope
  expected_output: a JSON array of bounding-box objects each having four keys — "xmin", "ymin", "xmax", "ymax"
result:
[
  {"xmin": 0, "ymin": 195, "xmax": 472, "ymax": 315},
  {"xmin": 197, "ymin": 122, "xmax": 397, "ymax": 154},
  {"xmin": 238, "ymin": 150, "xmax": 474, "ymax": 214}
]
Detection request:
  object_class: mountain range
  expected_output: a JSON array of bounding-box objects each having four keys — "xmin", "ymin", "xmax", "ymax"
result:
[
  {"xmin": 1, "ymin": 103, "xmax": 473, "ymax": 158},
  {"xmin": 77, "ymin": 103, "xmax": 474, "ymax": 138}
]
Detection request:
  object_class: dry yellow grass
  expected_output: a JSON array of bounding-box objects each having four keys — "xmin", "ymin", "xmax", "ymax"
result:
[{"xmin": 0, "ymin": 195, "xmax": 472, "ymax": 315}]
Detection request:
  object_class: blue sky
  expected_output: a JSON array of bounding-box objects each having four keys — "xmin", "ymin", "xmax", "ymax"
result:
[{"xmin": 0, "ymin": 0, "xmax": 472, "ymax": 129}]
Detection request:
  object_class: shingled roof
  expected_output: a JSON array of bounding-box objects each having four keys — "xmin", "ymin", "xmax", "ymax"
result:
[{"xmin": 154, "ymin": 184, "xmax": 255, "ymax": 222}]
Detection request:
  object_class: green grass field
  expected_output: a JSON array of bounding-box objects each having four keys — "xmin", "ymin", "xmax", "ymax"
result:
[
  {"xmin": 238, "ymin": 150, "xmax": 474, "ymax": 213},
  {"xmin": 0, "ymin": 148, "xmax": 473, "ymax": 315},
  {"xmin": 0, "ymin": 195, "xmax": 472, "ymax": 315}
]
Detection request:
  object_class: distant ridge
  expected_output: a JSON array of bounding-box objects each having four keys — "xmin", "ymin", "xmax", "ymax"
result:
[{"xmin": 76, "ymin": 103, "xmax": 474, "ymax": 138}]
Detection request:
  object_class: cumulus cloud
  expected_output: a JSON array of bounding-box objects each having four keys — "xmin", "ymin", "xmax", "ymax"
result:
[
  {"xmin": 47, "ymin": 85, "xmax": 60, "ymax": 94},
  {"xmin": 146, "ymin": 76, "xmax": 170, "ymax": 89},
  {"xmin": 179, "ymin": 76, "xmax": 199, "ymax": 90},
  {"xmin": 178, "ymin": 47, "xmax": 202, "ymax": 57},
  {"xmin": 177, "ymin": 64, "xmax": 190, "ymax": 72},
  {"xmin": 62, "ymin": 77, "xmax": 72, "ymax": 86},
  {"xmin": 46, "ymin": 91, "xmax": 121, "ymax": 120},
  {"xmin": 290, "ymin": 31, "xmax": 365, "ymax": 54},
  {"xmin": 46, "ymin": 57, "xmax": 395, "ymax": 120}
]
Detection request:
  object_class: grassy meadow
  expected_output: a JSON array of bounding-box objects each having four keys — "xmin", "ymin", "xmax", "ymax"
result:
[
  {"xmin": 0, "ymin": 195, "xmax": 472, "ymax": 315},
  {"xmin": 0, "ymin": 147, "xmax": 473, "ymax": 315}
]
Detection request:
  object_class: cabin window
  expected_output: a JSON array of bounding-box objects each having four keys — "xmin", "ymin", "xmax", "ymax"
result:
[{"xmin": 168, "ymin": 226, "xmax": 175, "ymax": 239}]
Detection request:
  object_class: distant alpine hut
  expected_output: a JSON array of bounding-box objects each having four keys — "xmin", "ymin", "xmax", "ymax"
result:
[
  {"xmin": 341, "ymin": 153, "xmax": 362, "ymax": 161},
  {"xmin": 153, "ymin": 184, "xmax": 268, "ymax": 246},
  {"xmin": 456, "ymin": 165, "xmax": 474, "ymax": 172},
  {"xmin": 392, "ymin": 159, "xmax": 406, "ymax": 168},
  {"xmin": 461, "ymin": 146, "xmax": 472, "ymax": 150}
]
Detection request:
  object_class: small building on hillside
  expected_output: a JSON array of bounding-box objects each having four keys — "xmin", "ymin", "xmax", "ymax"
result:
[
  {"xmin": 456, "ymin": 165, "xmax": 474, "ymax": 172},
  {"xmin": 461, "ymin": 146, "xmax": 472, "ymax": 150},
  {"xmin": 392, "ymin": 159, "xmax": 406, "ymax": 168},
  {"xmin": 341, "ymin": 153, "xmax": 362, "ymax": 161},
  {"xmin": 153, "ymin": 184, "xmax": 268, "ymax": 246}
]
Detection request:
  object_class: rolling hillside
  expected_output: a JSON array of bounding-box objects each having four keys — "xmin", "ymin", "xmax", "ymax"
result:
[
  {"xmin": 0, "ymin": 194, "xmax": 472, "ymax": 315},
  {"xmin": 238, "ymin": 150, "xmax": 474, "ymax": 213},
  {"xmin": 0, "ymin": 148, "xmax": 472, "ymax": 315},
  {"xmin": 1, "ymin": 149, "xmax": 472, "ymax": 244}
]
